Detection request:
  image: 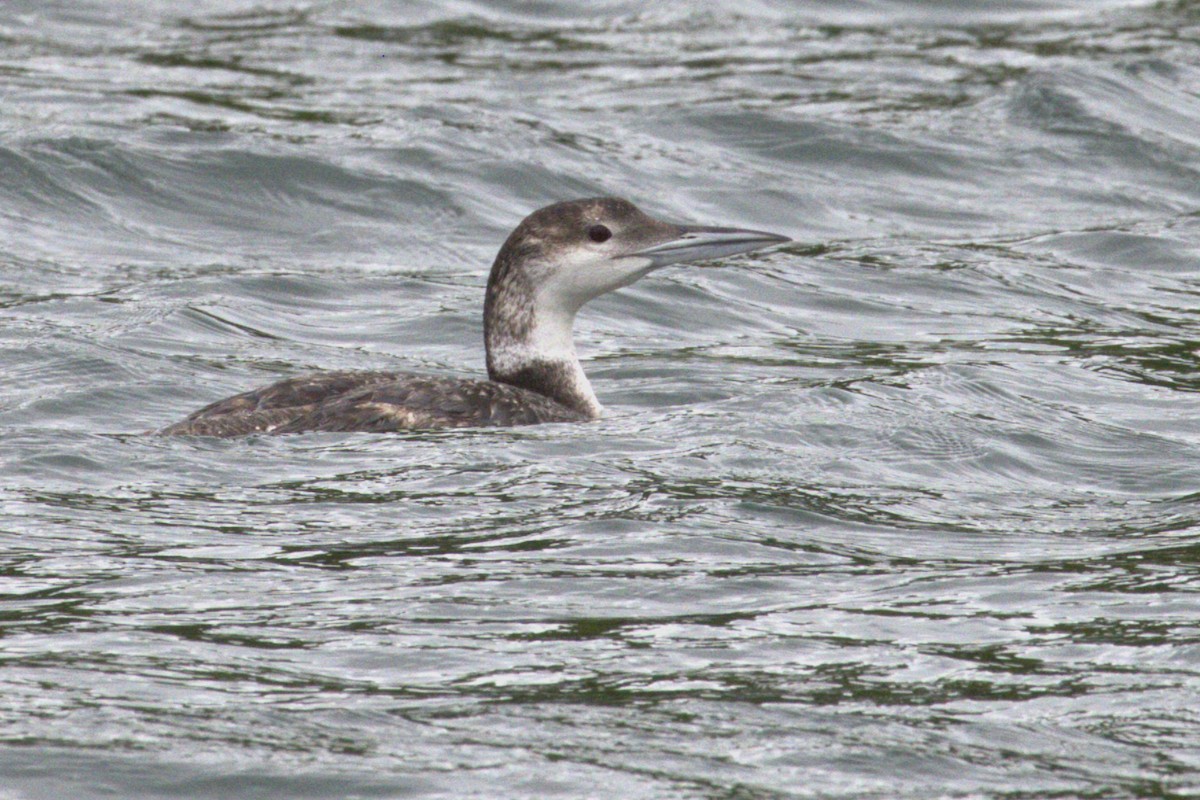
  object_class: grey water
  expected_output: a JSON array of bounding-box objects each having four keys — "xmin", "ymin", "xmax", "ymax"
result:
[{"xmin": 2, "ymin": 0, "xmax": 1199, "ymax": 797}]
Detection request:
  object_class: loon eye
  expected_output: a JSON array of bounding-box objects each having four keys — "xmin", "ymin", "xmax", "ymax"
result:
[{"xmin": 587, "ymin": 224, "xmax": 612, "ymax": 243}]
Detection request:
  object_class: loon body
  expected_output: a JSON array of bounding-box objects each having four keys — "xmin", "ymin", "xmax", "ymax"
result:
[{"xmin": 160, "ymin": 197, "xmax": 788, "ymax": 436}]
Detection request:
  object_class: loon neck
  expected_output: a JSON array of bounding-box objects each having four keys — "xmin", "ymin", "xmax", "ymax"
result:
[{"xmin": 484, "ymin": 270, "xmax": 603, "ymax": 419}]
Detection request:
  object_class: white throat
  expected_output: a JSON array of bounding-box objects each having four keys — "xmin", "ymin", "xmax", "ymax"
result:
[{"xmin": 487, "ymin": 300, "xmax": 603, "ymax": 418}]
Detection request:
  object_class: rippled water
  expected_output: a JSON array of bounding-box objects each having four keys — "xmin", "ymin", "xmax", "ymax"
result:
[{"xmin": 3, "ymin": 1, "xmax": 1200, "ymax": 797}]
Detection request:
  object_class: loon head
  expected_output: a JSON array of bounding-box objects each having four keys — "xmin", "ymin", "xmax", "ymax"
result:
[
  {"xmin": 484, "ymin": 197, "xmax": 790, "ymax": 418},
  {"xmin": 487, "ymin": 197, "xmax": 790, "ymax": 316}
]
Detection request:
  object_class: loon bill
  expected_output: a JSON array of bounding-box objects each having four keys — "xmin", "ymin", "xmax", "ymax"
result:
[{"xmin": 159, "ymin": 197, "xmax": 789, "ymax": 436}]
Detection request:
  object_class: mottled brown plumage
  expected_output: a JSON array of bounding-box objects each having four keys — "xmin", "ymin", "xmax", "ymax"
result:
[
  {"xmin": 157, "ymin": 371, "xmax": 588, "ymax": 436},
  {"xmin": 159, "ymin": 197, "xmax": 788, "ymax": 436}
]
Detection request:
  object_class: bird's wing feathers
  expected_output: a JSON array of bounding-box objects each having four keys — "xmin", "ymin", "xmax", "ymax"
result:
[{"xmin": 160, "ymin": 372, "xmax": 585, "ymax": 436}]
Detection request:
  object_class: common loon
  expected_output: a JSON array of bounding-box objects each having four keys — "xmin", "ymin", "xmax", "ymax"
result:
[{"xmin": 159, "ymin": 197, "xmax": 789, "ymax": 436}]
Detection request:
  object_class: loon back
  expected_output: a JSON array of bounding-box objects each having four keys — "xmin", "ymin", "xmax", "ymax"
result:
[
  {"xmin": 160, "ymin": 197, "xmax": 788, "ymax": 436},
  {"xmin": 158, "ymin": 371, "xmax": 586, "ymax": 436}
]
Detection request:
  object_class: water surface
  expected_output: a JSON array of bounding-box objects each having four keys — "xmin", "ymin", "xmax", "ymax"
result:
[{"xmin": 2, "ymin": 1, "xmax": 1199, "ymax": 797}]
